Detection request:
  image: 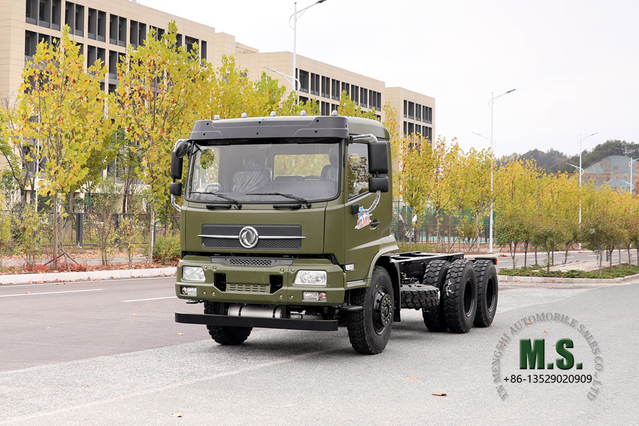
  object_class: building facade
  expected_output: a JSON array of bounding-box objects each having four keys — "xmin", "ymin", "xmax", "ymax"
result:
[{"xmin": 1, "ymin": 0, "xmax": 435, "ymax": 148}]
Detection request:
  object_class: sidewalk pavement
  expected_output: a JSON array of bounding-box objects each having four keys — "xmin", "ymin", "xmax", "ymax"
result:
[
  {"xmin": 0, "ymin": 254, "xmax": 175, "ymax": 285},
  {"xmin": 0, "ymin": 267, "xmax": 176, "ymax": 285},
  {"xmin": 2, "ymin": 268, "xmax": 637, "ymax": 286}
]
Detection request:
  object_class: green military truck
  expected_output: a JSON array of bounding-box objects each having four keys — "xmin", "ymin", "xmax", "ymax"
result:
[{"xmin": 170, "ymin": 114, "xmax": 498, "ymax": 354}]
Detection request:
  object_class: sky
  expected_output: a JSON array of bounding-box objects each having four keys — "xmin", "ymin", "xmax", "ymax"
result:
[{"xmin": 140, "ymin": 0, "xmax": 639, "ymax": 158}]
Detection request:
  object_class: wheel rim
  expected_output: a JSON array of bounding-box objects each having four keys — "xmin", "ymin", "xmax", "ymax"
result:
[{"xmin": 373, "ymin": 290, "xmax": 393, "ymax": 333}]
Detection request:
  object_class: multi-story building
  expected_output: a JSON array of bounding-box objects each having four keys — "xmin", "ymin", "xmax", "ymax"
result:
[{"xmin": 1, "ymin": 0, "xmax": 436, "ymax": 171}]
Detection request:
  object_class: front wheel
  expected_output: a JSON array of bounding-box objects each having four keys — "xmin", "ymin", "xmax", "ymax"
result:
[
  {"xmin": 204, "ymin": 302, "xmax": 252, "ymax": 345},
  {"xmin": 347, "ymin": 267, "xmax": 394, "ymax": 354}
]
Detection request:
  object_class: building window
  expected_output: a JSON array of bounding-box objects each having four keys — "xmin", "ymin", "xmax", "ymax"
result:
[
  {"xmin": 360, "ymin": 88, "xmax": 368, "ymax": 108},
  {"xmin": 408, "ymin": 101, "xmax": 415, "ymax": 119},
  {"xmin": 64, "ymin": 2, "xmax": 74, "ymax": 29},
  {"xmin": 108, "ymin": 50, "xmax": 118, "ymax": 80},
  {"xmin": 321, "ymin": 76, "xmax": 330, "ymax": 98},
  {"xmin": 369, "ymin": 90, "xmax": 381, "ymax": 110},
  {"xmin": 74, "ymin": 4, "xmax": 84, "ymax": 36},
  {"xmin": 97, "ymin": 11, "xmax": 106, "ymax": 42},
  {"xmin": 118, "ymin": 16, "xmax": 126, "ymax": 46},
  {"xmin": 201, "ymin": 40, "xmax": 207, "ymax": 60},
  {"xmin": 310, "ymin": 73, "xmax": 319, "ymax": 96},
  {"xmin": 351, "ymin": 85, "xmax": 359, "ymax": 104},
  {"xmin": 38, "ymin": 0, "xmax": 50, "ymax": 28},
  {"xmin": 25, "ymin": 30, "xmax": 37, "ymax": 58},
  {"xmin": 185, "ymin": 36, "xmax": 198, "ymax": 53},
  {"xmin": 298, "ymin": 69, "xmax": 309, "ymax": 93},
  {"xmin": 321, "ymin": 101, "xmax": 331, "ymax": 116},
  {"xmin": 416, "ymin": 103, "xmax": 422, "ymax": 121},
  {"xmin": 130, "ymin": 20, "xmax": 139, "ymax": 47},
  {"xmin": 26, "ymin": 0, "xmax": 37, "ymax": 24},
  {"xmin": 109, "ymin": 14, "xmax": 118, "ymax": 45},
  {"xmin": 403, "ymin": 100, "xmax": 407, "ymax": 118},
  {"xmin": 331, "ymin": 79, "xmax": 340, "ymax": 101},
  {"xmin": 87, "ymin": 45, "xmax": 97, "ymax": 65},
  {"xmin": 88, "ymin": 8, "xmax": 97, "ymax": 39},
  {"xmin": 341, "ymin": 82, "xmax": 349, "ymax": 97}
]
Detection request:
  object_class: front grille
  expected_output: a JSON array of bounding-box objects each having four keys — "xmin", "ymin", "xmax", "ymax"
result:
[
  {"xmin": 201, "ymin": 224, "xmax": 303, "ymax": 250},
  {"xmin": 226, "ymin": 283, "xmax": 269, "ymax": 293}
]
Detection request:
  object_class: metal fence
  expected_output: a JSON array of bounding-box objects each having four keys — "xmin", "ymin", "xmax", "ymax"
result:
[
  {"xmin": 391, "ymin": 201, "xmax": 490, "ymax": 248},
  {"xmin": 2, "ymin": 210, "xmax": 179, "ymax": 249}
]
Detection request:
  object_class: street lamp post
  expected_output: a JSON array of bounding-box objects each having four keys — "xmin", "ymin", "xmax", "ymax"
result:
[
  {"xmin": 629, "ymin": 158, "xmax": 639, "ymax": 194},
  {"xmin": 575, "ymin": 132, "xmax": 598, "ymax": 225},
  {"xmin": 290, "ymin": 0, "xmax": 327, "ymax": 93},
  {"xmin": 487, "ymin": 89, "xmax": 516, "ymax": 253}
]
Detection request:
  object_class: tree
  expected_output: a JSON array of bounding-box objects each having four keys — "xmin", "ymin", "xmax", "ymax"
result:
[
  {"xmin": 116, "ymin": 22, "xmax": 206, "ymax": 261},
  {"xmin": 16, "ymin": 26, "xmax": 109, "ymax": 265},
  {"xmin": 494, "ymin": 157, "xmax": 542, "ymax": 267}
]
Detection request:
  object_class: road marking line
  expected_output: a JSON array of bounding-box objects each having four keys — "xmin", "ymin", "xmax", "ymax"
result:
[
  {"xmin": 0, "ymin": 289, "xmax": 104, "ymax": 298},
  {"xmin": 121, "ymin": 296, "xmax": 176, "ymax": 303}
]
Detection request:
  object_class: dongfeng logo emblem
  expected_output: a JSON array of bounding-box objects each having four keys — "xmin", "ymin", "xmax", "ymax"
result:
[{"xmin": 239, "ymin": 226, "xmax": 259, "ymax": 249}]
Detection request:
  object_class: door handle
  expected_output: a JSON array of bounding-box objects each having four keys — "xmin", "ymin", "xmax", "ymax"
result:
[{"xmin": 370, "ymin": 219, "xmax": 380, "ymax": 229}]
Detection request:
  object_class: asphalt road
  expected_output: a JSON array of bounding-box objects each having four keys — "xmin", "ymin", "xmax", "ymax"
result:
[{"xmin": 1, "ymin": 277, "xmax": 637, "ymax": 425}]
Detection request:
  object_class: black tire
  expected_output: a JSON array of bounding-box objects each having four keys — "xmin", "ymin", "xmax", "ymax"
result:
[
  {"xmin": 473, "ymin": 260, "xmax": 499, "ymax": 327},
  {"xmin": 347, "ymin": 267, "xmax": 394, "ymax": 355},
  {"xmin": 421, "ymin": 260, "xmax": 451, "ymax": 332},
  {"xmin": 400, "ymin": 284, "xmax": 439, "ymax": 309},
  {"xmin": 204, "ymin": 302, "xmax": 252, "ymax": 345},
  {"xmin": 443, "ymin": 259, "xmax": 477, "ymax": 333}
]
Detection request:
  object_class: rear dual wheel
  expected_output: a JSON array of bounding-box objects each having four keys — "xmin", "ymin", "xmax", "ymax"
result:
[
  {"xmin": 443, "ymin": 259, "xmax": 478, "ymax": 333},
  {"xmin": 421, "ymin": 260, "xmax": 451, "ymax": 332},
  {"xmin": 473, "ymin": 260, "xmax": 499, "ymax": 327}
]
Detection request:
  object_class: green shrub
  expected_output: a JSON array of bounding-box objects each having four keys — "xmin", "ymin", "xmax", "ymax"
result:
[
  {"xmin": 397, "ymin": 242, "xmax": 437, "ymax": 253},
  {"xmin": 153, "ymin": 235, "xmax": 180, "ymax": 264}
]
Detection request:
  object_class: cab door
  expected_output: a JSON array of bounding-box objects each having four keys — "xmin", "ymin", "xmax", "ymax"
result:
[{"xmin": 343, "ymin": 142, "xmax": 381, "ymax": 283}]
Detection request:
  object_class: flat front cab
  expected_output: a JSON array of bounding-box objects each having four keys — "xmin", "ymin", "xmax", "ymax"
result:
[{"xmin": 172, "ymin": 115, "xmax": 396, "ymax": 333}]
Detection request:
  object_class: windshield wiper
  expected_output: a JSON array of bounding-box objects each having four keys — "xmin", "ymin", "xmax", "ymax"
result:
[
  {"xmin": 247, "ymin": 192, "xmax": 311, "ymax": 208},
  {"xmin": 192, "ymin": 191, "xmax": 242, "ymax": 209}
]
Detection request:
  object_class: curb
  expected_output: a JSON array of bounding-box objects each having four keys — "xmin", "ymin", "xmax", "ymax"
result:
[
  {"xmin": 0, "ymin": 267, "xmax": 177, "ymax": 285},
  {"xmin": 498, "ymin": 272, "xmax": 639, "ymax": 284}
]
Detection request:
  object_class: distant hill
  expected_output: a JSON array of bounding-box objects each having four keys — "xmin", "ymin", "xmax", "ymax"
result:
[
  {"xmin": 519, "ymin": 148, "xmax": 567, "ymax": 171},
  {"xmin": 518, "ymin": 140, "xmax": 639, "ymax": 174}
]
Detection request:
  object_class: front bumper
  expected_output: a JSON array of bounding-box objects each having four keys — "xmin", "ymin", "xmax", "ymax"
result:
[{"xmin": 175, "ymin": 255, "xmax": 346, "ymax": 305}]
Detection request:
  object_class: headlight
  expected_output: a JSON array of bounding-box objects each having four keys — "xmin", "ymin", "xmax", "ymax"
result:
[
  {"xmin": 182, "ymin": 266, "xmax": 205, "ymax": 282},
  {"xmin": 294, "ymin": 270, "xmax": 327, "ymax": 286}
]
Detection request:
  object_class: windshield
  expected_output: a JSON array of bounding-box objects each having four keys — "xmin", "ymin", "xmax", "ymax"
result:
[{"xmin": 186, "ymin": 140, "xmax": 341, "ymax": 204}]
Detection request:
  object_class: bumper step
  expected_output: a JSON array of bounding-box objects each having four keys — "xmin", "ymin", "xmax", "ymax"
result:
[{"xmin": 175, "ymin": 312, "xmax": 339, "ymax": 331}]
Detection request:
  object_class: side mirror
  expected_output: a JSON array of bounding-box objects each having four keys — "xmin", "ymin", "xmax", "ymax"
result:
[
  {"xmin": 368, "ymin": 141, "xmax": 389, "ymax": 175},
  {"xmin": 171, "ymin": 151, "xmax": 183, "ymax": 180},
  {"xmin": 369, "ymin": 176, "xmax": 389, "ymax": 193},
  {"xmin": 170, "ymin": 181, "xmax": 183, "ymax": 197}
]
